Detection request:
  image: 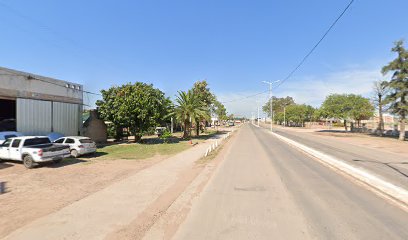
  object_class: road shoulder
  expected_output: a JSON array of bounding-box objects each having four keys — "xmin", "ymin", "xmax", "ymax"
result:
[{"xmin": 3, "ymin": 131, "xmax": 235, "ymax": 240}]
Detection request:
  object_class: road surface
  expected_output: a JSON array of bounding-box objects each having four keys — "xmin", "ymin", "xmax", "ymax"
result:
[
  {"xmin": 174, "ymin": 124, "xmax": 408, "ymax": 240},
  {"xmin": 271, "ymin": 126, "xmax": 408, "ymax": 189}
]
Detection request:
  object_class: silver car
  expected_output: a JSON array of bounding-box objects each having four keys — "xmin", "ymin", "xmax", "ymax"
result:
[{"xmin": 54, "ymin": 136, "xmax": 97, "ymax": 158}]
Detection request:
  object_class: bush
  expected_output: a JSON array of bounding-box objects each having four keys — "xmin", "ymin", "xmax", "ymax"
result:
[{"xmin": 160, "ymin": 130, "xmax": 172, "ymax": 143}]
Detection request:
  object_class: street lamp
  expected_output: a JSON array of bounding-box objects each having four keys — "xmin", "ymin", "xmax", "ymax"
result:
[
  {"xmin": 262, "ymin": 80, "xmax": 280, "ymax": 132},
  {"xmin": 256, "ymin": 98, "xmax": 261, "ymax": 127}
]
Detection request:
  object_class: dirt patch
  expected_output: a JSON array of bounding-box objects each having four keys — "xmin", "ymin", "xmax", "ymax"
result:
[
  {"xmin": 105, "ymin": 165, "xmax": 205, "ymax": 240},
  {"xmin": 263, "ymin": 124, "xmax": 408, "ymax": 157},
  {"xmin": 0, "ymin": 156, "xmax": 165, "ymax": 239},
  {"xmin": 311, "ymin": 131, "xmax": 408, "ymax": 156},
  {"xmin": 105, "ymin": 132, "xmax": 238, "ymax": 240}
]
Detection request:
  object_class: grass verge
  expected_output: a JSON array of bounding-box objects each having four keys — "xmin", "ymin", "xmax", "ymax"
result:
[{"xmin": 77, "ymin": 130, "xmax": 220, "ymax": 162}]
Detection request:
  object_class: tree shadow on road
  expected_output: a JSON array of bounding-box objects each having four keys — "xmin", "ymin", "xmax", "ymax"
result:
[{"xmin": 353, "ymin": 159, "xmax": 408, "ymax": 178}]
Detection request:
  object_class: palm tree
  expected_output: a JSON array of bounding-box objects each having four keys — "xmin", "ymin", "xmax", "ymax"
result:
[{"xmin": 173, "ymin": 90, "xmax": 210, "ymax": 138}]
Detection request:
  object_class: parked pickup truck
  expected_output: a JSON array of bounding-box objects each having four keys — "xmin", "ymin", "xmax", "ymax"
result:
[{"xmin": 0, "ymin": 136, "xmax": 71, "ymax": 169}]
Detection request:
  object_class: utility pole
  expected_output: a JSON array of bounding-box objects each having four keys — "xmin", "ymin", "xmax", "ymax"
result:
[
  {"xmin": 257, "ymin": 102, "xmax": 260, "ymax": 127},
  {"xmin": 262, "ymin": 80, "xmax": 280, "ymax": 131}
]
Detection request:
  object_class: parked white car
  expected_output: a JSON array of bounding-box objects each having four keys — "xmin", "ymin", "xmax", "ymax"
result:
[
  {"xmin": 0, "ymin": 131, "xmax": 24, "ymax": 145},
  {"xmin": 0, "ymin": 136, "xmax": 71, "ymax": 168},
  {"xmin": 54, "ymin": 136, "xmax": 97, "ymax": 158}
]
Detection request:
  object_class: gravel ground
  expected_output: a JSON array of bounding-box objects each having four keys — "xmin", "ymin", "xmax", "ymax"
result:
[{"xmin": 0, "ymin": 156, "xmax": 165, "ymax": 239}]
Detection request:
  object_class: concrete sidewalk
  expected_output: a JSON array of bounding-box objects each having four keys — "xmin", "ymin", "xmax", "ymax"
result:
[{"xmin": 3, "ymin": 136, "xmax": 222, "ymax": 240}]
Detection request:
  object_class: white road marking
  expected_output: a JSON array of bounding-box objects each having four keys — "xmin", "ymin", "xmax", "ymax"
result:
[{"xmin": 269, "ymin": 131, "xmax": 408, "ymax": 211}]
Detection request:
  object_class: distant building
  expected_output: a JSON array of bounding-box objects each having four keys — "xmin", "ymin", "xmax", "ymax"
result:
[
  {"xmin": 372, "ymin": 113, "xmax": 396, "ymax": 124},
  {"xmin": 0, "ymin": 67, "xmax": 83, "ymax": 136},
  {"xmin": 211, "ymin": 117, "xmax": 219, "ymax": 126},
  {"xmin": 83, "ymin": 110, "xmax": 107, "ymax": 143}
]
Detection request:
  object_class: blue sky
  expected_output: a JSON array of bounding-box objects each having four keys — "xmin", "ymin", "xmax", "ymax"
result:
[{"xmin": 1, "ymin": 0, "xmax": 407, "ymax": 117}]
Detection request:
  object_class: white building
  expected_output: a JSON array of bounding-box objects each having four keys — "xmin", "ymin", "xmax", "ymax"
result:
[{"xmin": 0, "ymin": 67, "xmax": 83, "ymax": 136}]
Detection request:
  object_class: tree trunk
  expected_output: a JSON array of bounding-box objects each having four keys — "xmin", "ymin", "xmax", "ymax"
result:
[
  {"xmin": 377, "ymin": 97, "xmax": 384, "ymax": 136},
  {"xmin": 344, "ymin": 119, "xmax": 348, "ymax": 132},
  {"xmin": 182, "ymin": 121, "xmax": 189, "ymax": 138},
  {"xmin": 115, "ymin": 126, "xmax": 123, "ymax": 141},
  {"xmin": 134, "ymin": 135, "xmax": 141, "ymax": 142},
  {"xmin": 195, "ymin": 120, "xmax": 200, "ymax": 136},
  {"xmin": 399, "ymin": 117, "xmax": 406, "ymax": 141},
  {"xmin": 132, "ymin": 125, "xmax": 142, "ymax": 142}
]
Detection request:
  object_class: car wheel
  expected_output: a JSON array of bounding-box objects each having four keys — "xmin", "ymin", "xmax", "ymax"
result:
[
  {"xmin": 23, "ymin": 155, "xmax": 35, "ymax": 169},
  {"xmin": 71, "ymin": 149, "xmax": 79, "ymax": 158}
]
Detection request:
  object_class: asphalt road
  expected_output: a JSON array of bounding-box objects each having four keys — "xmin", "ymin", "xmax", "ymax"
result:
[
  {"xmin": 174, "ymin": 124, "xmax": 408, "ymax": 240},
  {"xmin": 271, "ymin": 126, "xmax": 408, "ymax": 189}
]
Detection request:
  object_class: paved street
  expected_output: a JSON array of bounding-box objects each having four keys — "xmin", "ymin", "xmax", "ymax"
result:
[
  {"xmin": 174, "ymin": 124, "xmax": 408, "ymax": 240},
  {"xmin": 270, "ymin": 126, "xmax": 408, "ymax": 189}
]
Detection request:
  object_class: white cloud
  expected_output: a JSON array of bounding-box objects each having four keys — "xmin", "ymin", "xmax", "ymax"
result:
[
  {"xmin": 216, "ymin": 66, "xmax": 386, "ymax": 117},
  {"xmin": 217, "ymin": 92, "xmax": 270, "ymax": 118}
]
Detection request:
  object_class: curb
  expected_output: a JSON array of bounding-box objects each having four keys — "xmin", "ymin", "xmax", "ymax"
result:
[
  {"xmin": 270, "ymin": 131, "xmax": 408, "ymax": 210},
  {"xmin": 204, "ymin": 130, "xmax": 235, "ymax": 157}
]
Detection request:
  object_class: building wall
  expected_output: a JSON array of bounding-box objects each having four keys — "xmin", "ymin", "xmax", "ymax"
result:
[
  {"xmin": 0, "ymin": 67, "xmax": 83, "ymax": 136},
  {"xmin": 16, "ymin": 98, "xmax": 52, "ymax": 135},
  {"xmin": 0, "ymin": 67, "xmax": 82, "ymax": 104},
  {"xmin": 16, "ymin": 98, "xmax": 81, "ymax": 136},
  {"xmin": 52, "ymin": 102, "xmax": 80, "ymax": 136}
]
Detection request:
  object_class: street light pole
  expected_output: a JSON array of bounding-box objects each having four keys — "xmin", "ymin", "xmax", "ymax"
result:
[
  {"xmin": 262, "ymin": 80, "xmax": 280, "ymax": 132},
  {"xmin": 257, "ymin": 100, "xmax": 260, "ymax": 127}
]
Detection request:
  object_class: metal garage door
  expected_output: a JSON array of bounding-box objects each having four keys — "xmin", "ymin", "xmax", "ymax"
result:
[
  {"xmin": 17, "ymin": 98, "xmax": 52, "ymax": 135},
  {"xmin": 52, "ymin": 102, "xmax": 79, "ymax": 136}
]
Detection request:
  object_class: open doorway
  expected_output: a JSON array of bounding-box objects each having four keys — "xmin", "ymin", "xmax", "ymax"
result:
[{"xmin": 0, "ymin": 99, "xmax": 16, "ymax": 131}]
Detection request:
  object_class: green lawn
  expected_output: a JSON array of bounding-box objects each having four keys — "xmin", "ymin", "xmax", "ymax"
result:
[
  {"xmin": 95, "ymin": 141, "xmax": 192, "ymax": 160},
  {"xmin": 85, "ymin": 130, "xmax": 219, "ymax": 161}
]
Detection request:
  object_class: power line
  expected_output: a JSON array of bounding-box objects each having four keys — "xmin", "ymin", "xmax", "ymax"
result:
[
  {"xmin": 0, "ymin": 1, "xmax": 109, "ymax": 98},
  {"xmin": 221, "ymin": 0, "xmax": 355, "ymax": 103},
  {"xmin": 276, "ymin": 0, "xmax": 355, "ymax": 89},
  {"xmin": 0, "ymin": 68, "xmax": 102, "ymax": 96},
  {"xmin": 220, "ymin": 90, "xmax": 268, "ymax": 104}
]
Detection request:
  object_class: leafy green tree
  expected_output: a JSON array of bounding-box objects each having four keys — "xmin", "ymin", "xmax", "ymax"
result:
[
  {"xmin": 320, "ymin": 94, "xmax": 374, "ymax": 131},
  {"xmin": 262, "ymin": 96, "xmax": 295, "ymax": 118},
  {"xmin": 213, "ymin": 99, "xmax": 228, "ymax": 121},
  {"xmin": 349, "ymin": 94, "xmax": 374, "ymax": 127},
  {"xmin": 285, "ymin": 104, "xmax": 315, "ymax": 127},
  {"xmin": 158, "ymin": 97, "xmax": 174, "ymax": 126},
  {"xmin": 96, "ymin": 82, "xmax": 168, "ymax": 142},
  {"xmin": 192, "ymin": 80, "xmax": 214, "ymax": 136},
  {"xmin": 381, "ymin": 40, "xmax": 408, "ymax": 141},
  {"xmin": 173, "ymin": 90, "xmax": 210, "ymax": 138}
]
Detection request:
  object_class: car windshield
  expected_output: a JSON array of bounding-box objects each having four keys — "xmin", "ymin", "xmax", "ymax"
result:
[
  {"xmin": 23, "ymin": 138, "xmax": 51, "ymax": 146},
  {"xmin": 2, "ymin": 138, "xmax": 12, "ymax": 146},
  {"xmin": 79, "ymin": 139, "xmax": 93, "ymax": 143}
]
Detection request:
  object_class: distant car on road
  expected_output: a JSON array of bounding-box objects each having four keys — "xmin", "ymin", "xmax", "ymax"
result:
[
  {"xmin": 54, "ymin": 136, "xmax": 97, "ymax": 158},
  {"xmin": 0, "ymin": 136, "xmax": 71, "ymax": 168}
]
